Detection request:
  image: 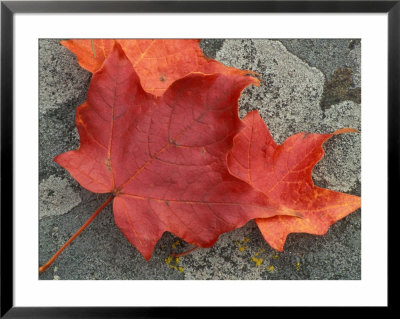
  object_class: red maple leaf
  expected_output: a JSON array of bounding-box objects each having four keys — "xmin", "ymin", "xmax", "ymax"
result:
[
  {"xmin": 61, "ymin": 39, "xmax": 257, "ymax": 96},
  {"xmin": 53, "ymin": 43, "xmax": 298, "ymax": 262},
  {"xmin": 227, "ymin": 110, "xmax": 361, "ymax": 251}
]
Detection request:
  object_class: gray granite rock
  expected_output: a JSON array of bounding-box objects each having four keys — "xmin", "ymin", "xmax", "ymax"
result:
[
  {"xmin": 279, "ymin": 39, "xmax": 361, "ymax": 88},
  {"xmin": 39, "ymin": 39, "xmax": 90, "ymax": 183},
  {"xmin": 39, "ymin": 175, "xmax": 81, "ymax": 218}
]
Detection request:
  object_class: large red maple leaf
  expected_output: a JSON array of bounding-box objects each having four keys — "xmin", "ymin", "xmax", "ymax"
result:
[
  {"xmin": 55, "ymin": 44, "xmax": 298, "ymax": 260},
  {"xmin": 61, "ymin": 39, "xmax": 257, "ymax": 96},
  {"xmin": 227, "ymin": 110, "xmax": 361, "ymax": 251}
]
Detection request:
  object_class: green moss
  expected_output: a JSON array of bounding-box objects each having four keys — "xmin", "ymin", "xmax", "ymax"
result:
[{"xmin": 320, "ymin": 68, "xmax": 361, "ymax": 110}]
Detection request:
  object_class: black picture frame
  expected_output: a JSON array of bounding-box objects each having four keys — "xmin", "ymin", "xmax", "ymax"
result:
[{"xmin": 1, "ymin": 0, "xmax": 394, "ymax": 317}]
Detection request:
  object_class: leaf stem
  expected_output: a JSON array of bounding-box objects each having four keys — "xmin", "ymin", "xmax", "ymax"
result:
[
  {"xmin": 170, "ymin": 246, "xmax": 199, "ymax": 258},
  {"xmin": 39, "ymin": 195, "xmax": 114, "ymax": 274}
]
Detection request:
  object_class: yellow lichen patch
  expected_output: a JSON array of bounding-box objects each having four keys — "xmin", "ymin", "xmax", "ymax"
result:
[
  {"xmin": 296, "ymin": 262, "xmax": 301, "ymax": 271},
  {"xmin": 164, "ymin": 256, "xmax": 172, "ymax": 265},
  {"xmin": 240, "ymin": 245, "xmax": 249, "ymax": 252},
  {"xmin": 165, "ymin": 255, "xmax": 184, "ymax": 273},
  {"xmin": 252, "ymin": 256, "xmax": 263, "ymax": 267},
  {"xmin": 266, "ymin": 265, "xmax": 275, "ymax": 273},
  {"xmin": 171, "ymin": 240, "xmax": 180, "ymax": 249},
  {"xmin": 235, "ymin": 237, "xmax": 250, "ymax": 252},
  {"xmin": 272, "ymin": 254, "xmax": 279, "ymax": 259}
]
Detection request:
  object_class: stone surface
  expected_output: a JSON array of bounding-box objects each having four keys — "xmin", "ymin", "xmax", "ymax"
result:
[
  {"xmin": 39, "ymin": 39, "xmax": 91, "ymax": 114},
  {"xmin": 39, "ymin": 39, "xmax": 361, "ymax": 280},
  {"xmin": 315, "ymin": 101, "xmax": 361, "ymax": 193},
  {"xmin": 39, "ymin": 175, "xmax": 81, "ymax": 218},
  {"xmin": 279, "ymin": 39, "xmax": 361, "ymax": 87},
  {"xmin": 39, "ymin": 39, "xmax": 90, "ymax": 183}
]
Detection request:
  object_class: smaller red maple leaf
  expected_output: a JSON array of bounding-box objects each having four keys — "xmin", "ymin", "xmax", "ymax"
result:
[
  {"xmin": 227, "ymin": 110, "xmax": 361, "ymax": 251},
  {"xmin": 61, "ymin": 39, "xmax": 258, "ymax": 96}
]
